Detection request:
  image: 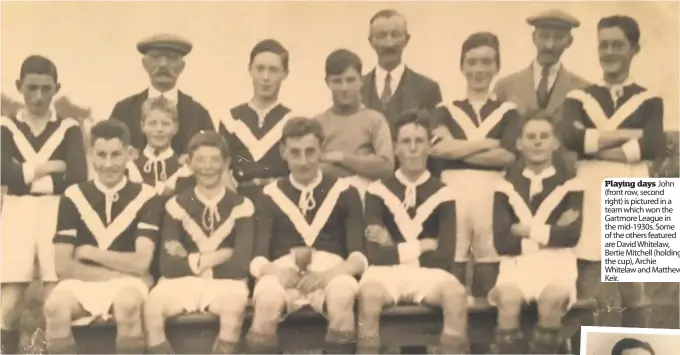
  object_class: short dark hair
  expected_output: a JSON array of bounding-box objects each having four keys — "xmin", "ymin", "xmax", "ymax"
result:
[
  {"xmin": 186, "ymin": 131, "xmax": 230, "ymax": 159},
  {"xmin": 141, "ymin": 97, "xmax": 178, "ymax": 123},
  {"xmin": 460, "ymin": 32, "xmax": 501, "ymax": 70},
  {"xmin": 611, "ymin": 337, "xmax": 655, "ymax": 355},
  {"xmin": 394, "ymin": 109, "xmax": 433, "ymax": 141},
  {"xmin": 90, "ymin": 119, "xmax": 131, "ymax": 147},
  {"xmin": 598, "ymin": 15, "xmax": 641, "ymax": 46},
  {"xmin": 325, "ymin": 49, "xmax": 362, "ymax": 77},
  {"xmin": 19, "ymin": 55, "xmax": 58, "ymax": 82},
  {"xmin": 521, "ymin": 110, "xmax": 555, "ymax": 133},
  {"xmin": 249, "ymin": 39, "xmax": 290, "ymax": 72},
  {"xmin": 281, "ymin": 117, "xmax": 324, "ymax": 145}
]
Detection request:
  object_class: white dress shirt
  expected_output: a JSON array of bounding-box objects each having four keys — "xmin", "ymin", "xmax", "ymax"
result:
[
  {"xmin": 148, "ymin": 86, "xmax": 179, "ymax": 105},
  {"xmin": 532, "ymin": 61, "xmax": 561, "ymax": 92},
  {"xmin": 375, "ymin": 63, "xmax": 406, "ymax": 98}
]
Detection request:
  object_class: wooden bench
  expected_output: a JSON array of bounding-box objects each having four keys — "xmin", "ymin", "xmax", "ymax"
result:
[{"xmin": 71, "ymin": 297, "xmax": 596, "ymax": 354}]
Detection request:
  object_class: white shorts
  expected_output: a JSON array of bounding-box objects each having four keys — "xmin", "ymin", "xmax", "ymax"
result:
[
  {"xmin": 490, "ymin": 249, "xmax": 578, "ymax": 308},
  {"xmin": 252, "ymin": 251, "xmax": 358, "ymax": 317},
  {"xmin": 441, "ymin": 169, "xmax": 504, "ymax": 262},
  {"xmin": 51, "ymin": 277, "xmax": 149, "ymax": 325},
  {"xmin": 360, "ymin": 265, "xmax": 463, "ymax": 304},
  {"xmin": 150, "ymin": 277, "xmax": 249, "ymax": 314},
  {"xmin": 1, "ymin": 195, "xmax": 60, "ymax": 282},
  {"xmin": 574, "ymin": 160, "xmax": 649, "ymax": 260}
]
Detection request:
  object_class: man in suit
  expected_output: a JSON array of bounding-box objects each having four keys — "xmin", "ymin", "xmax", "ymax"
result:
[
  {"xmin": 109, "ymin": 33, "xmax": 215, "ymax": 160},
  {"xmin": 494, "ymin": 10, "xmax": 589, "ymax": 173},
  {"xmin": 362, "ymin": 9, "xmax": 443, "ymax": 139}
]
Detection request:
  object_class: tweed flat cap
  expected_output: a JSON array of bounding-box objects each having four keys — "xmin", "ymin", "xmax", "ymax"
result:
[
  {"xmin": 527, "ymin": 9, "xmax": 580, "ymax": 29},
  {"xmin": 137, "ymin": 33, "xmax": 193, "ymax": 56}
]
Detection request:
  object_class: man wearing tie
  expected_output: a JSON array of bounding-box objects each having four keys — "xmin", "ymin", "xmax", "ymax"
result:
[
  {"xmin": 110, "ymin": 34, "xmax": 215, "ymax": 160},
  {"xmin": 494, "ymin": 10, "xmax": 589, "ymax": 173},
  {"xmin": 361, "ymin": 9, "xmax": 443, "ymax": 138}
]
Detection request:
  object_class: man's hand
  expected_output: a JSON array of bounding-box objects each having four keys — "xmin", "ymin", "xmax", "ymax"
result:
[
  {"xmin": 261, "ymin": 263, "xmax": 301, "ymax": 289},
  {"xmin": 298, "ymin": 269, "xmax": 340, "ymax": 294},
  {"xmin": 557, "ymin": 209, "xmax": 580, "ymax": 227},
  {"xmin": 138, "ymin": 273, "xmax": 154, "ymax": 288},
  {"xmin": 366, "ymin": 225, "xmax": 393, "ymax": 246},
  {"xmin": 321, "ymin": 151, "xmax": 345, "ymax": 164},
  {"xmin": 36, "ymin": 160, "xmax": 67, "ymax": 176},
  {"xmin": 74, "ymin": 245, "xmax": 98, "ymax": 261},
  {"xmin": 164, "ymin": 240, "xmax": 188, "ymax": 257},
  {"xmin": 419, "ymin": 238, "xmax": 438, "ymax": 252},
  {"xmin": 128, "ymin": 147, "xmax": 140, "ymax": 161},
  {"xmin": 178, "ymin": 154, "xmax": 189, "ymax": 165},
  {"xmin": 510, "ymin": 224, "xmax": 531, "ymax": 238}
]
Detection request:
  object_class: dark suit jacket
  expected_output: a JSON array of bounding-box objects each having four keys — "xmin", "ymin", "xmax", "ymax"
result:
[
  {"xmin": 494, "ymin": 64, "xmax": 590, "ymax": 175},
  {"xmin": 109, "ymin": 89, "xmax": 215, "ymax": 154},
  {"xmin": 362, "ymin": 66, "xmax": 443, "ymax": 138}
]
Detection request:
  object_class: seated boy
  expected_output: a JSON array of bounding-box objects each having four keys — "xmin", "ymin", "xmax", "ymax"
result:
[
  {"xmin": 489, "ymin": 115, "xmax": 584, "ymax": 354},
  {"xmin": 357, "ymin": 110, "xmax": 468, "ymax": 354},
  {"xmin": 143, "ymin": 131, "xmax": 255, "ymax": 354},
  {"xmin": 44, "ymin": 119, "xmax": 162, "ymax": 354},
  {"xmin": 126, "ymin": 97, "xmax": 194, "ymax": 196},
  {"xmin": 247, "ymin": 117, "xmax": 367, "ymax": 354}
]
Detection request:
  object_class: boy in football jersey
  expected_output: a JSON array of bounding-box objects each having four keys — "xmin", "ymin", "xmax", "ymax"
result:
[
  {"xmin": 246, "ymin": 117, "xmax": 367, "ymax": 354},
  {"xmin": 144, "ymin": 131, "xmax": 254, "ymax": 354},
  {"xmin": 126, "ymin": 97, "xmax": 193, "ymax": 196},
  {"xmin": 563, "ymin": 15, "xmax": 662, "ymax": 328},
  {"xmin": 490, "ymin": 115, "xmax": 583, "ymax": 354},
  {"xmin": 219, "ymin": 39, "xmax": 297, "ymax": 202},
  {"xmin": 1, "ymin": 55, "xmax": 88, "ymax": 354},
  {"xmin": 314, "ymin": 49, "xmax": 394, "ymax": 201},
  {"xmin": 430, "ymin": 33, "xmax": 521, "ymax": 297},
  {"xmin": 357, "ymin": 110, "xmax": 468, "ymax": 354},
  {"xmin": 43, "ymin": 119, "xmax": 163, "ymax": 354}
]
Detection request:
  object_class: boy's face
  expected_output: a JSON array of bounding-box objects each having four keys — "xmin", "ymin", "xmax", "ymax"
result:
[
  {"xmin": 91, "ymin": 138, "xmax": 129, "ymax": 187},
  {"xmin": 141, "ymin": 109, "xmax": 178, "ymax": 150},
  {"xmin": 461, "ymin": 45, "xmax": 499, "ymax": 92},
  {"xmin": 188, "ymin": 146, "xmax": 228, "ymax": 188},
  {"xmin": 280, "ymin": 133, "xmax": 321, "ymax": 185},
  {"xmin": 250, "ymin": 51, "xmax": 288, "ymax": 100},
  {"xmin": 394, "ymin": 123, "xmax": 430, "ymax": 173},
  {"xmin": 598, "ymin": 26, "xmax": 638, "ymax": 77},
  {"xmin": 16, "ymin": 73, "xmax": 60, "ymax": 117},
  {"xmin": 516, "ymin": 119, "xmax": 559, "ymax": 164},
  {"xmin": 326, "ymin": 67, "xmax": 363, "ymax": 107}
]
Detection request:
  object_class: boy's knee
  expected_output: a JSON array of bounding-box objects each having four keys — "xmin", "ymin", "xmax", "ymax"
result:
[
  {"xmin": 326, "ymin": 277, "xmax": 358, "ymax": 308},
  {"xmin": 211, "ymin": 292, "xmax": 249, "ymax": 318},
  {"xmin": 358, "ymin": 283, "xmax": 389, "ymax": 314},
  {"xmin": 112, "ymin": 288, "xmax": 145, "ymax": 320},
  {"xmin": 539, "ymin": 284, "xmax": 571, "ymax": 308},
  {"xmin": 44, "ymin": 290, "xmax": 75, "ymax": 323},
  {"xmin": 493, "ymin": 284, "xmax": 524, "ymax": 311},
  {"xmin": 254, "ymin": 291, "xmax": 285, "ymax": 314}
]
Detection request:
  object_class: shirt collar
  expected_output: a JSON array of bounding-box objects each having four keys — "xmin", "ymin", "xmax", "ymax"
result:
[
  {"xmin": 375, "ymin": 63, "xmax": 406, "ymax": 83},
  {"xmin": 143, "ymin": 145, "xmax": 175, "ymax": 161},
  {"xmin": 148, "ymin": 86, "xmax": 179, "ymax": 103},
  {"xmin": 16, "ymin": 108, "xmax": 58, "ymax": 123},
  {"xmin": 248, "ymin": 100, "xmax": 281, "ymax": 121},
  {"xmin": 533, "ymin": 60, "xmax": 561, "ymax": 77},
  {"xmin": 194, "ymin": 186, "xmax": 226, "ymax": 207},
  {"xmin": 522, "ymin": 165, "xmax": 556, "ymax": 197},
  {"xmin": 289, "ymin": 171, "xmax": 323, "ymax": 192},
  {"xmin": 93, "ymin": 176, "xmax": 128, "ymax": 196},
  {"xmin": 599, "ymin": 76, "xmax": 636, "ymax": 89},
  {"xmin": 395, "ymin": 169, "xmax": 431, "ymax": 187}
]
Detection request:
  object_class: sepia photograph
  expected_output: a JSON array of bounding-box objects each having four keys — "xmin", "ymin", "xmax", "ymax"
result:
[
  {"xmin": 1, "ymin": 1, "xmax": 679, "ymax": 354},
  {"xmin": 581, "ymin": 326, "xmax": 680, "ymax": 355}
]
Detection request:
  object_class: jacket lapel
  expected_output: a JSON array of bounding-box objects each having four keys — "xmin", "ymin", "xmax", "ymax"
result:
[
  {"xmin": 545, "ymin": 67, "xmax": 571, "ymax": 115},
  {"xmin": 362, "ymin": 70, "xmax": 378, "ymax": 110},
  {"xmin": 517, "ymin": 65, "xmax": 539, "ymax": 110}
]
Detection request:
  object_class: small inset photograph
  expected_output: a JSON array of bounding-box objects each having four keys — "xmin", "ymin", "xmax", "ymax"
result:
[{"xmin": 581, "ymin": 326, "xmax": 680, "ymax": 355}]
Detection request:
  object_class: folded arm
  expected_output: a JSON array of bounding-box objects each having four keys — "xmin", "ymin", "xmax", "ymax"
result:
[
  {"xmin": 429, "ymin": 125, "xmax": 499, "ymax": 160},
  {"xmin": 213, "ymin": 206, "xmax": 256, "ymax": 279},
  {"xmin": 419, "ymin": 199, "xmax": 456, "ymax": 270},
  {"xmin": 527, "ymin": 191, "xmax": 584, "ymax": 249},
  {"xmin": 338, "ymin": 119, "xmax": 394, "ymax": 180},
  {"xmin": 328, "ymin": 188, "xmax": 367, "ymax": 276}
]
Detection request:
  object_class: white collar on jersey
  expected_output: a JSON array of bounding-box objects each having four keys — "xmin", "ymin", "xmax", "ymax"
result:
[
  {"xmin": 522, "ymin": 165, "xmax": 556, "ymax": 198},
  {"xmin": 16, "ymin": 108, "xmax": 58, "ymax": 123},
  {"xmin": 290, "ymin": 170, "xmax": 323, "ymax": 214},
  {"xmin": 94, "ymin": 176, "xmax": 128, "ymax": 224},
  {"xmin": 395, "ymin": 169, "xmax": 431, "ymax": 210},
  {"xmin": 148, "ymin": 86, "xmax": 179, "ymax": 104},
  {"xmin": 142, "ymin": 145, "xmax": 175, "ymax": 183},
  {"xmin": 247, "ymin": 99, "xmax": 281, "ymax": 127},
  {"xmin": 194, "ymin": 186, "xmax": 227, "ymax": 233},
  {"xmin": 598, "ymin": 77, "xmax": 636, "ymax": 103}
]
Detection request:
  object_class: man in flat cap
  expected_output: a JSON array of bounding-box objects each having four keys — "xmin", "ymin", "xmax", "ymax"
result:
[
  {"xmin": 109, "ymin": 33, "xmax": 215, "ymax": 160},
  {"xmin": 494, "ymin": 9, "xmax": 589, "ymax": 174}
]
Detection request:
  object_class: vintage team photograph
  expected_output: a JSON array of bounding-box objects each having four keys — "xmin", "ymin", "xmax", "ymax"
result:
[
  {"xmin": 1, "ymin": 1, "xmax": 679, "ymax": 354},
  {"xmin": 581, "ymin": 326, "xmax": 680, "ymax": 355}
]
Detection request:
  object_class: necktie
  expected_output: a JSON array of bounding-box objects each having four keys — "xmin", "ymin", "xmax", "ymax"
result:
[
  {"xmin": 380, "ymin": 72, "xmax": 393, "ymax": 106},
  {"xmin": 536, "ymin": 65, "xmax": 551, "ymax": 109}
]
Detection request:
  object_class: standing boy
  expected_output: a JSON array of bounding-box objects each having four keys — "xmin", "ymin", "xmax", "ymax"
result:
[
  {"xmin": 358, "ymin": 110, "xmax": 468, "ymax": 354},
  {"xmin": 315, "ymin": 49, "xmax": 394, "ymax": 201},
  {"xmin": 563, "ymin": 15, "xmax": 663, "ymax": 328},
  {"xmin": 1, "ymin": 55, "xmax": 88, "ymax": 354},
  {"xmin": 246, "ymin": 117, "xmax": 367, "ymax": 354},
  {"xmin": 220, "ymin": 39, "xmax": 298, "ymax": 202},
  {"xmin": 144, "ymin": 132, "xmax": 255, "ymax": 354},
  {"xmin": 43, "ymin": 120, "xmax": 162, "ymax": 354},
  {"xmin": 489, "ymin": 115, "xmax": 583, "ymax": 354}
]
